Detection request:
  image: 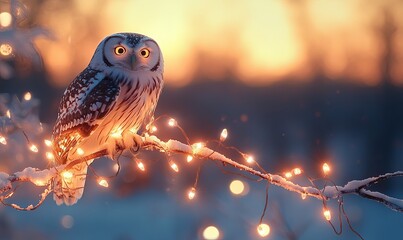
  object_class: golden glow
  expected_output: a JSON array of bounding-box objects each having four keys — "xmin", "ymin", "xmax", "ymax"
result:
[
  {"xmin": 168, "ymin": 118, "xmax": 177, "ymax": 127},
  {"xmin": 187, "ymin": 187, "xmax": 196, "ymax": 200},
  {"xmin": 110, "ymin": 127, "xmax": 123, "ymax": 138},
  {"xmin": 301, "ymin": 192, "xmax": 307, "ymax": 200},
  {"xmin": 62, "ymin": 171, "xmax": 73, "ymax": 182},
  {"xmin": 293, "ymin": 168, "xmax": 302, "ymax": 175},
  {"xmin": 322, "ymin": 163, "xmax": 331, "ymax": 175},
  {"xmin": 284, "ymin": 172, "xmax": 293, "ymax": 179},
  {"xmin": 76, "ymin": 148, "xmax": 84, "ymax": 155},
  {"xmin": 202, "ymin": 225, "xmax": 220, "ymax": 240},
  {"xmin": 186, "ymin": 155, "xmax": 193, "ymax": 163},
  {"xmin": 192, "ymin": 142, "xmax": 205, "ymax": 154},
  {"xmin": 46, "ymin": 152, "xmax": 54, "ymax": 160},
  {"xmin": 323, "ymin": 208, "xmax": 331, "ymax": 221},
  {"xmin": 246, "ymin": 155, "xmax": 254, "ymax": 164},
  {"xmin": 150, "ymin": 125, "xmax": 157, "ymax": 133},
  {"xmin": 98, "ymin": 178, "xmax": 109, "ymax": 188},
  {"xmin": 136, "ymin": 160, "xmax": 145, "ymax": 171},
  {"xmin": 30, "ymin": 144, "xmax": 38, "ymax": 153},
  {"xmin": 257, "ymin": 223, "xmax": 271, "ymax": 237},
  {"xmin": 0, "ymin": 43, "xmax": 12, "ymax": 56},
  {"xmin": 169, "ymin": 160, "xmax": 179, "ymax": 172},
  {"xmin": 44, "ymin": 139, "xmax": 52, "ymax": 147},
  {"xmin": 229, "ymin": 179, "xmax": 245, "ymax": 195},
  {"xmin": 0, "ymin": 135, "xmax": 6, "ymax": 145},
  {"xmin": 23, "ymin": 92, "xmax": 32, "ymax": 101},
  {"xmin": 219, "ymin": 128, "xmax": 228, "ymax": 142},
  {"xmin": 6, "ymin": 110, "xmax": 11, "ymax": 118},
  {"xmin": 0, "ymin": 12, "xmax": 12, "ymax": 27},
  {"xmin": 34, "ymin": 179, "xmax": 47, "ymax": 186}
]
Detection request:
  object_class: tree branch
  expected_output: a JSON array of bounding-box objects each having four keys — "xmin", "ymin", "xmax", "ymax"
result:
[{"xmin": 0, "ymin": 133, "xmax": 402, "ymax": 213}]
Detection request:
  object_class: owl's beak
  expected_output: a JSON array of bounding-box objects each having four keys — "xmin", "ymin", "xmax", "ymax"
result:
[{"xmin": 130, "ymin": 55, "xmax": 137, "ymax": 70}]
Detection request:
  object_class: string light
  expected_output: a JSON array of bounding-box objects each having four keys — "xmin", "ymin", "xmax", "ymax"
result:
[
  {"xmin": 23, "ymin": 92, "xmax": 32, "ymax": 101},
  {"xmin": 0, "ymin": 12, "xmax": 12, "ymax": 27},
  {"xmin": 6, "ymin": 110, "xmax": 11, "ymax": 118},
  {"xmin": 257, "ymin": 223, "xmax": 271, "ymax": 237},
  {"xmin": 192, "ymin": 142, "xmax": 204, "ymax": 154},
  {"xmin": 220, "ymin": 128, "xmax": 228, "ymax": 142},
  {"xmin": 284, "ymin": 172, "xmax": 293, "ymax": 178},
  {"xmin": 186, "ymin": 155, "xmax": 193, "ymax": 163},
  {"xmin": 322, "ymin": 163, "xmax": 331, "ymax": 175},
  {"xmin": 76, "ymin": 148, "xmax": 84, "ymax": 155},
  {"xmin": 0, "ymin": 43, "xmax": 12, "ymax": 56},
  {"xmin": 187, "ymin": 187, "xmax": 196, "ymax": 200},
  {"xmin": 45, "ymin": 152, "xmax": 54, "ymax": 161},
  {"xmin": 246, "ymin": 155, "xmax": 254, "ymax": 164},
  {"xmin": 229, "ymin": 179, "xmax": 245, "ymax": 195},
  {"xmin": 44, "ymin": 139, "xmax": 52, "ymax": 147},
  {"xmin": 0, "ymin": 135, "xmax": 6, "ymax": 145},
  {"xmin": 29, "ymin": 144, "xmax": 38, "ymax": 153},
  {"xmin": 98, "ymin": 178, "xmax": 109, "ymax": 188},
  {"xmin": 293, "ymin": 168, "xmax": 302, "ymax": 175},
  {"xmin": 301, "ymin": 192, "xmax": 307, "ymax": 200},
  {"xmin": 169, "ymin": 160, "xmax": 179, "ymax": 172},
  {"xmin": 323, "ymin": 208, "xmax": 332, "ymax": 221},
  {"xmin": 62, "ymin": 171, "xmax": 73, "ymax": 183},
  {"xmin": 168, "ymin": 118, "xmax": 177, "ymax": 127},
  {"xmin": 136, "ymin": 159, "xmax": 145, "ymax": 171},
  {"xmin": 150, "ymin": 125, "xmax": 157, "ymax": 133},
  {"xmin": 202, "ymin": 226, "xmax": 220, "ymax": 240}
]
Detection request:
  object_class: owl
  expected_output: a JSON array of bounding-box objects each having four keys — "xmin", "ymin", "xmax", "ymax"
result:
[{"xmin": 51, "ymin": 33, "xmax": 164, "ymax": 205}]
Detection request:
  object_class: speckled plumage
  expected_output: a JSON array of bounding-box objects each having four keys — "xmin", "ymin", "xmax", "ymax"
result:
[{"xmin": 52, "ymin": 33, "xmax": 164, "ymax": 205}]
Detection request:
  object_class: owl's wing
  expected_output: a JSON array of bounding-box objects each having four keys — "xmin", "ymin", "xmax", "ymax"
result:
[{"xmin": 52, "ymin": 68, "xmax": 121, "ymax": 161}]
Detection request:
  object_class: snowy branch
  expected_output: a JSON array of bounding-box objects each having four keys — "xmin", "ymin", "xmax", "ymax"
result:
[{"xmin": 0, "ymin": 133, "xmax": 402, "ymax": 213}]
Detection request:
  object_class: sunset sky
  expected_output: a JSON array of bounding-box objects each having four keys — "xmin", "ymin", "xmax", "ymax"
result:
[{"xmin": 28, "ymin": 0, "xmax": 403, "ymax": 87}]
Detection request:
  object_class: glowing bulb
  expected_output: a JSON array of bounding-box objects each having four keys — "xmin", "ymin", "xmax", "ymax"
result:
[
  {"xmin": 301, "ymin": 192, "xmax": 307, "ymax": 200},
  {"xmin": 257, "ymin": 223, "xmax": 271, "ymax": 237},
  {"xmin": 186, "ymin": 155, "xmax": 193, "ymax": 163},
  {"xmin": 30, "ymin": 144, "xmax": 38, "ymax": 153},
  {"xmin": 44, "ymin": 139, "xmax": 52, "ymax": 147},
  {"xmin": 62, "ymin": 171, "xmax": 73, "ymax": 183},
  {"xmin": 34, "ymin": 179, "xmax": 46, "ymax": 186},
  {"xmin": 46, "ymin": 152, "xmax": 54, "ymax": 160},
  {"xmin": 229, "ymin": 179, "xmax": 245, "ymax": 195},
  {"xmin": 98, "ymin": 178, "xmax": 109, "ymax": 188},
  {"xmin": 293, "ymin": 168, "xmax": 302, "ymax": 175},
  {"xmin": 136, "ymin": 160, "xmax": 145, "ymax": 171},
  {"xmin": 323, "ymin": 208, "xmax": 331, "ymax": 221},
  {"xmin": 76, "ymin": 148, "xmax": 84, "ymax": 155},
  {"xmin": 0, "ymin": 12, "xmax": 12, "ymax": 27},
  {"xmin": 192, "ymin": 142, "xmax": 205, "ymax": 154},
  {"xmin": 322, "ymin": 163, "xmax": 331, "ymax": 175},
  {"xmin": 188, "ymin": 187, "xmax": 196, "ymax": 200},
  {"xmin": 168, "ymin": 118, "xmax": 177, "ymax": 127},
  {"xmin": 0, "ymin": 135, "xmax": 6, "ymax": 145},
  {"xmin": 169, "ymin": 160, "xmax": 179, "ymax": 172},
  {"xmin": 23, "ymin": 92, "xmax": 32, "ymax": 101},
  {"xmin": 246, "ymin": 155, "xmax": 254, "ymax": 163},
  {"xmin": 202, "ymin": 226, "xmax": 220, "ymax": 240},
  {"xmin": 150, "ymin": 125, "xmax": 157, "ymax": 133},
  {"xmin": 284, "ymin": 172, "xmax": 293, "ymax": 178},
  {"xmin": 0, "ymin": 43, "xmax": 12, "ymax": 56},
  {"xmin": 6, "ymin": 110, "xmax": 11, "ymax": 118},
  {"xmin": 220, "ymin": 128, "xmax": 228, "ymax": 142}
]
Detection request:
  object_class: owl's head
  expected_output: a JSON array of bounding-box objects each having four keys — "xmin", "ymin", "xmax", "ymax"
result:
[{"xmin": 89, "ymin": 33, "xmax": 163, "ymax": 74}]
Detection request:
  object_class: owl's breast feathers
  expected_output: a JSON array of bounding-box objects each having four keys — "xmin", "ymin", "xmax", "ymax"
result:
[{"xmin": 52, "ymin": 68, "xmax": 121, "ymax": 163}]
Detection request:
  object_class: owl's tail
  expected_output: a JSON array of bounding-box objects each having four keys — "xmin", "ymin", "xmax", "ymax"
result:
[{"xmin": 53, "ymin": 162, "xmax": 90, "ymax": 206}]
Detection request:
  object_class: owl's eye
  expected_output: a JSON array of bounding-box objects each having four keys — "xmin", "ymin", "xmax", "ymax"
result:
[
  {"xmin": 114, "ymin": 46, "xmax": 126, "ymax": 55},
  {"xmin": 140, "ymin": 48, "xmax": 150, "ymax": 58}
]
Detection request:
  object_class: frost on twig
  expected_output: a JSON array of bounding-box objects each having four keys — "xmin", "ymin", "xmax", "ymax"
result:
[{"xmin": 0, "ymin": 133, "xmax": 402, "ymax": 213}]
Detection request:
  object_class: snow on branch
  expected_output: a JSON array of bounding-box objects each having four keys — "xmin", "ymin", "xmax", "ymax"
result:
[{"xmin": 0, "ymin": 133, "xmax": 402, "ymax": 213}]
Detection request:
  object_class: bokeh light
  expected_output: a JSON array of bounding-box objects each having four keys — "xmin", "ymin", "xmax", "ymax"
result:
[{"xmin": 202, "ymin": 225, "xmax": 220, "ymax": 240}]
